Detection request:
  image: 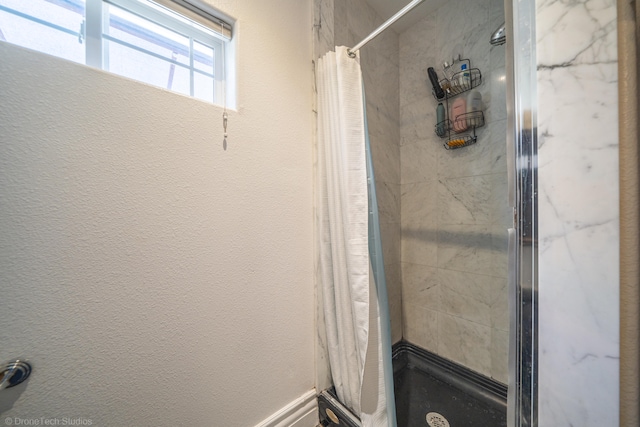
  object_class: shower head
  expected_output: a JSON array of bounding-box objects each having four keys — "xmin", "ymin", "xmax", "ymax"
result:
[{"xmin": 490, "ymin": 22, "xmax": 506, "ymax": 45}]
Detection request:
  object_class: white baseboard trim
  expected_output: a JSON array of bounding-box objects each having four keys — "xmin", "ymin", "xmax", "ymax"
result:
[{"xmin": 254, "ymin": 389, "xmax": 318, "ymax": 427}]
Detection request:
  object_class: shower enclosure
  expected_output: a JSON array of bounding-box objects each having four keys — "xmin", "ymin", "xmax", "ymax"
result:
[{"xmin": 314, "ymin": 0, "xmax": 537, "ymax": 425}]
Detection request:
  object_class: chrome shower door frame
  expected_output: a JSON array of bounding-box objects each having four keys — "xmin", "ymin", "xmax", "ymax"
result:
[{"xmin": 505, "ymin": 0, "xmax": 538, "ymax": 426}]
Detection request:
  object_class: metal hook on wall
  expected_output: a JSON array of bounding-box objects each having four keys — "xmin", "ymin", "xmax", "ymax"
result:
[{"xmin": 222, "ymin": 111, "xmax": 228, "ymax": 150}]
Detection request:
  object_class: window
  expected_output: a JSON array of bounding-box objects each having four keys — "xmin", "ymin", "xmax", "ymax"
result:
[{"xmin": 0, "ymin": 0, "xmax": 232, "ymax": 105}]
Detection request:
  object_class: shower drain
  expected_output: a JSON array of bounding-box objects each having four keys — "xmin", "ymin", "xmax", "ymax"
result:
[{"xmin": 426, "ymin": 412, "xmax": 450, "ymax": 427}]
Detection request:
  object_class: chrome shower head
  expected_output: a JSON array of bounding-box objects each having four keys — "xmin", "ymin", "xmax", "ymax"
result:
[{"xmin": 490, "ymin": 22, "xmax": 506, "ymax": 45}]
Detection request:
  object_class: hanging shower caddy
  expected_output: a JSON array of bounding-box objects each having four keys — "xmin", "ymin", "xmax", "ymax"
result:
[{"xmin": 431, "ymin": 57, "xmax": 484, "ymax": 149}]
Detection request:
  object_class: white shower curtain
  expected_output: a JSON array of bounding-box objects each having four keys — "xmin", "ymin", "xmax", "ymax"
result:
[{"xmin": 316, "ymin": 46, "xmax": 389, "ymax": 427}]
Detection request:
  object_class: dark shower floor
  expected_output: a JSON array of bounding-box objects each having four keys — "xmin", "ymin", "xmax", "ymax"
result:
[
  {"xmin": 393, "ymin": 342, "xmax": 507, "ymax": 427},
  {"xmin": 394, "ymin": 364, "xmax": 507, "ymax": 426},
  {"xmin": 318, "ymin": 342, "xmax": 507, "ymax": 427}
]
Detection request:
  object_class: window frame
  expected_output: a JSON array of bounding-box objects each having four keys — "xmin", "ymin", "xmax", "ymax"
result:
[{"xmin": 0, "ymin": 0, "xmax": 230, "ymax": 105}]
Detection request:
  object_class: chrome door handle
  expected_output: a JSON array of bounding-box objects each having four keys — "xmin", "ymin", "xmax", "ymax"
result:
[{"xmin": 0, "ymin": 360, "xmax": 32, "ymax": 390}]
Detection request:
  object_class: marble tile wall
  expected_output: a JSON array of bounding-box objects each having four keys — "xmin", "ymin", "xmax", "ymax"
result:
[
  {"xmin": 399, "ymin": 0, "xmax": 509, "ymax": 382},
  {"xmin": 313, "ymin": 0, "xmax": 402, "ymax": 393},
  {"xmin": 535, "ymin": 0, "xmax": 620, "ymax": 425}
]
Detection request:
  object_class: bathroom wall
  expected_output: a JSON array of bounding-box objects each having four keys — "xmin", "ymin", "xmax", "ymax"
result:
[
  {"xmin": 398, "ymin": 0, "xmax": 509, "ymax": 382},
  {"xmin": 0, "ymin": 1, "xmax": 316, "ymax": 425},
  {"xmin": 535, "ymin": 0, "xmax": 620, "ymax": 425},
  {"xmin": 314, "ymin": 0, "xmax": 402, "ymax": 342}
]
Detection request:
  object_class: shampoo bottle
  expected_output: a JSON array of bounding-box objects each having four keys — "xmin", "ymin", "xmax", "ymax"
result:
[
  {"xmin": 466, "ymin": 90, "xmax": 483, "ymax": 127},
  {"xmin": 436, "ymin": 103, "xmax": 446, "ymax": 136},
  {"xmin": 450, "ymin": 97, "xmax": 468, "ymax": 132}
]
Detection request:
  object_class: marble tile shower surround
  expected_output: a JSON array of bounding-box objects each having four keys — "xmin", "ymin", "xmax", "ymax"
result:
[
  {"xmin": 399, "ymin": 0, "xmax": 509, "ymax": 383},
  {"xmin": 316, "ymin": 3, "xmax": 620, "ymax": 422},
  {"xmin": 313, "ymin": 0, "xmax": 402, "ymax": 391},
  {"xmin": 535, "ymin": 0, "xmax": 620, "ymax": 425}
]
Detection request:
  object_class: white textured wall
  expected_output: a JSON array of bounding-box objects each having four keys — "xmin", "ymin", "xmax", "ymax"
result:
[
  {"xmin": 536, "ymin": 0, "xmax": 619, "ymax": 425},
  {"xmin": 0, "ymin": 0, "xmax": 314, "ymax": 425}
]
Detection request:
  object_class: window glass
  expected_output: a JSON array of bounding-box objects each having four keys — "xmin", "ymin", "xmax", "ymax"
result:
[
  {"xmin": 105, "ymin": 36, "xmax": 189, "ymax": 96},
  {"xmin": 104, "ymin": 3, "xmax": 190, "ymax": 66},
  {"xmin": 193, "ymin": 40, "xmax": 213, "ymax": 75},
  {"xmin": 0, "ymin": 0, "xmax": 86, "ymax": 64},
  {"xmin": 193, "ymin": 70, "xmax": 214, "ymax": 102}
]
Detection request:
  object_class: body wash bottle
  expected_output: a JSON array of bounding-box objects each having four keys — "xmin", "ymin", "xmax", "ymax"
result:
[{"xmin": 450, "ymin": 97, "xmax": 468, "ymax": 132}]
